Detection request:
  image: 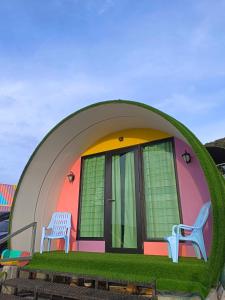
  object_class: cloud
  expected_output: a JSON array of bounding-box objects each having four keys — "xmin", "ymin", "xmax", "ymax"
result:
[
  {"xmin": 152, "ymin": 91, "xmax": 225, "ymax": 144},
  {"xmin": 83, "ymin": 0, "xmax": 115, "ymax": 15},
  {"xmin": 97, "ymin": 0, "xmax": 114, "ymax": 15},
  {"xmin": 0, "ymin": 76, "xmax": 109, "ymax": 140},
  {"xmin": 194, "ymin": 119, "xmax": 225, "ymax": 144},
  {"xmin": 0, "ymin": 81, "xmax": 26, "ymax": 98},
  {"xmin": 0, "ymin": 76, "xmax": 112, "ymax": 182},
  {"xmin": 0, "ymin": 0, "xmax": 225, "ymax": 182},
  {"xmin": 154, "ymin": 93, "xmax": 221, "ymax": 116}
]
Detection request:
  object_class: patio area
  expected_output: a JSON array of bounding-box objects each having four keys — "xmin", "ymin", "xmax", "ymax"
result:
[{"xmin": 23, "ymin": 251, "xmax": 210, "ymax": 298}]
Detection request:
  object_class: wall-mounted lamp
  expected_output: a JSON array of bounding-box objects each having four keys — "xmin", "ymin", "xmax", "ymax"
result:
[
  {"xmin": 182, "ymin": 150, "xmax": 192, "ymax": 164},
  {"xmin": 67, "ymin": 171, "xmax": 75, "ymax": 183}
]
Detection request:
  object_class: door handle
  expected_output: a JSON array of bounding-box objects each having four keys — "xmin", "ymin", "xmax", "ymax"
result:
[{"xmin": 107, "ymin": 199, "xmax": 115, "ymax": 202}]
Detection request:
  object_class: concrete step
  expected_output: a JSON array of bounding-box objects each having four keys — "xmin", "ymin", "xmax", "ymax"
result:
[{"xmin": 0, "ymin": 295, "xmax": 23, "ymax": 300}]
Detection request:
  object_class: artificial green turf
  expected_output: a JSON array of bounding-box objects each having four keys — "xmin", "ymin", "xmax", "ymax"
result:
[{"xmin": 25, "ymin": 251, "xmax": 210, "ymax": 298}]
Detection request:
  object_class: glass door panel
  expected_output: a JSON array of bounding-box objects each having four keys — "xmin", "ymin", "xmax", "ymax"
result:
[
  {"xmin": 111, "ymin": 151, "xmax": 138, "ymax": 249},
  {"xmin": 142, "ymin": 140, "xmax": 180, "ymax": 239},
  {"xmin": 79, "ymin": 155, "xmax": 105, "ymax": 238}
]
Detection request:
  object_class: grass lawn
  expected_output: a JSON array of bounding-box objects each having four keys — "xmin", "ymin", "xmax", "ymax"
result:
[{"xmin": 25, "ymin": 251, "xmax": 210, "ymax": 299}]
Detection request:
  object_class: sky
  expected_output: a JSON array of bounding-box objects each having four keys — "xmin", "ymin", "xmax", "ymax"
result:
[{"xmin": 0, "ymin": 0, "xmax": 225, "ymax": 184}]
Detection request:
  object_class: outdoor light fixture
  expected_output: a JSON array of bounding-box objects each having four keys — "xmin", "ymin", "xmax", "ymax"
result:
[
  {"xmin": 67, "ymin": 171, "xmax": 75, "ymax": 183},
  {"xmin": 182, "ymin": 150, "xmax": 192, "ymax": 164}
]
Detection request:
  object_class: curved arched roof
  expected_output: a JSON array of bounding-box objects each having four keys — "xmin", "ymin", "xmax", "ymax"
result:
[{"xmin": 10, "ymin": 100, "xmax": 225, "ymax": 287}]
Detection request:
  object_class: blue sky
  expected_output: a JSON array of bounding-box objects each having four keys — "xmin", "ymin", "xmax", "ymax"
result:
[{"xmin": 0, "ymin": 0, "xmax": 225, "ymax": 183}]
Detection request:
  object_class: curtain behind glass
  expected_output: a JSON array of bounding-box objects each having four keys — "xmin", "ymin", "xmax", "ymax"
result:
[
  {"xmin": 112, "ymin": 151, "xmax": 137, "ymax": 248},
  {"xmin": 124, "ymin": 152, "xmax": 137, "ymax": 248},
  {"xmin": 112, "ymin": 155, "xmax": 121, "ymax": 247},
  {"xmin": 143, "ymin": 141, "xmax": 180, "ymax": 239},
  {"xmin": 79, "ymin": 155, "xmax": 105, "ymax": 237}
]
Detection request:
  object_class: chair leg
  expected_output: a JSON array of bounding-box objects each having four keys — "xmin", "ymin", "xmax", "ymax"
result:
[
  {"xmin": 40, "ymin": 236, "xmax": 45, "ymax": 254},
  {"xmin": 192, "ymin": 243, "xmax": 201, "ymax": 259},
  {"xmin": 65, "ymin": 238, "xmax": 68, "ymax": 253},
  {"xmin": 48, "ymin": 239, "xmax": 51, "ymax": 252},
  {"xmin": 167, "ymin": 241, "xmax": 172, "ymax": 258},
  {"xmin": 167, "ymin": 236, "xmax": 179, "ymax": 263},
  {"xmin": 65, "ymin": 236, "xmax": 70, "ymax": 253},
  {"xmin": 172, "ymin": 237, "xmax": 179, "ymax": 263},
  {"xmin": 196, "ymin": 235, "xmax": 207, "ymax": 261}
]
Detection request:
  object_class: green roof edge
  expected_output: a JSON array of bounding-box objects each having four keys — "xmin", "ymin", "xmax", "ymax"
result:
[{"xmin": 10, "ymin": 99, "xmax": 225, "ymax": 292}]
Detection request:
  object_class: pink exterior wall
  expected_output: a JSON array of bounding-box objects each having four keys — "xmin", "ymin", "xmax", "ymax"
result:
[
  {"xmin": 56, "ymin": 157, "xmax": 106, "ymax": 253},
  {"xmin": 56, "ymin": 158, "xmax": 81, "ymax": 251},
  {"xmin": 144, "ymin": 242, "xmax": 194, "ymax": 256},
  {"xmin": 56, "ymin": 138, "xmax": 212, "ymax": 257},
  {"xmin": 174, "ymin": 138, "xmax": 212, "ymax": 256}
]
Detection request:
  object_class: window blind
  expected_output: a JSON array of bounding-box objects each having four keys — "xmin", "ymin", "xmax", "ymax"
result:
[{"xmin": 143, "ymin": 141, "xmax": 180, "ymax": 239}]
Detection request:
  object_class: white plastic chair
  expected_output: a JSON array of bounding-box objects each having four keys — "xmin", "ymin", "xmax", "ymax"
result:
[
  {"xmin": 40, "ymin": 212, "xmax": 71, "ymax": 254},
  {"xmin": 165, "ymin": 201, "xmax": 211, "ymax": 263}
]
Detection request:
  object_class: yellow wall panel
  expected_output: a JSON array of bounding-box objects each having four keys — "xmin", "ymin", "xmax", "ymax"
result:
[{"xmin": 82, "ymin": 128, "xmax": 171, "ymax": 156}]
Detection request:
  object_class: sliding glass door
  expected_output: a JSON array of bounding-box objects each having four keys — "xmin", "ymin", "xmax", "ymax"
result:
[
  {"xmin": 105, "ymin": 148, "xmax": 143, "ymax": 253},
  {"xmin": 78, "ymin": 138, "xmax": 181, "ymax": 253}
]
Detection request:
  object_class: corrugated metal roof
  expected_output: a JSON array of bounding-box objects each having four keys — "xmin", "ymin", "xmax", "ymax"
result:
[{"xmin": 0, "ymin": 184, "xmax": 16, "ymax": 212}]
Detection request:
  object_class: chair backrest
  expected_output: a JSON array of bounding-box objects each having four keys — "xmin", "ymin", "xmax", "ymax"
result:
[
  {"xmin": 48, "ymin": 212, "xmax": 71, "ymax": 236},
  {"xmin": 193, "ymin": 201, "xmax": 211, "ymax": 229}
]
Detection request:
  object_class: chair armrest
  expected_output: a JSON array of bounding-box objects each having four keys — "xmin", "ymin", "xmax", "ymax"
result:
[
  {"xmin": 179, "ymin": 224, "xmax": 202, "ymax": 230},
  {"xmin": 172, "ymin": 224, "xmax": 197, "ymax": 235},
  {"xmin": 178, "ymin": 224, "xmax": 195, "ymax": 230}
]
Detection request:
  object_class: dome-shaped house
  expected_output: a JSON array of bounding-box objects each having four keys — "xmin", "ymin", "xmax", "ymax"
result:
[{"xmin": 10, "ymin": 100, "xmax": 225, "ymax": 296}]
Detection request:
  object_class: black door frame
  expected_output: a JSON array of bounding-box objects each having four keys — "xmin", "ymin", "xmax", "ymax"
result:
[
  {"xmin": 77, "ymin": 137, "xmax": 181, "ymax": 253},
  {"xmin": 104, "ymin": 146, "xmax": 144, "ymax": 254}
]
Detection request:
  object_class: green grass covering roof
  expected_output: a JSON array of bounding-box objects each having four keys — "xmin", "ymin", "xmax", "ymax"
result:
[{"xmin": 11, "ymin": 99, "xmax": 225, "ymax": 297}]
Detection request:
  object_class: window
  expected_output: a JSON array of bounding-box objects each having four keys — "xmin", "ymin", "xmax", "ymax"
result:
[
  {"xmin": 142, "ymin": 140, "xmax": 180, "ymax": 239},
  {"xmin": 79, "ymin": 155, "xmax": 105, "ymax": 238}
]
